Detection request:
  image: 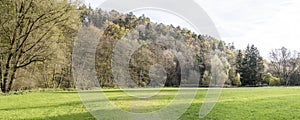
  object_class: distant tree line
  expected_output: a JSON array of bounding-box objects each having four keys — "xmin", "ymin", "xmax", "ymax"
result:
[
  {"xmin": 1, "ymin": 1, "xmax": 300, "ymax": 93},
  {"xmin": 76, "ymin": 7, "xmax": 300, "ymax": 88}
]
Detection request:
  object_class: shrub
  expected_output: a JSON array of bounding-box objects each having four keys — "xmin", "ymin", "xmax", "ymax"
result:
[{"xmin": 264, "ymin": 73, "xmax": 280, "ymax": 86}]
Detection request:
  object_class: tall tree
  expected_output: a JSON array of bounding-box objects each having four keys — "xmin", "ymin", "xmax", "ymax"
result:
[
  {"xmin": 236, "ymin": 50, "xmax": 244, "ymax": 74},
  {"xmin": 211, "ymin": 53, "xmax": 227, "ymax": 87},
  {"xmin": 0, "ymin": 0, "xmax": 81, "ymax": 93},
  {"xmin": 240, "ymin": 45, "xmax": 264, "ymax": 86},
  {"xmin": 269, "ymin": 47, "xmax": 300, "ymax": 85},
  {"xmin": 217, "ymin": 41, "xmax": 226, "ymax": 51}
]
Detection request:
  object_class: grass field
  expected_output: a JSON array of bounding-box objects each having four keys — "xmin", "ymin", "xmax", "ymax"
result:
[{"xmin": 1, "ymin": 87, "xmax": 300, "ymax": 120}]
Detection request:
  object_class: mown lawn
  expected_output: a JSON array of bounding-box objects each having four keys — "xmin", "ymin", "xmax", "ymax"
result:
[{"xmin": 1, "ymin": 87, "xmax": 300, "ymax": 120}]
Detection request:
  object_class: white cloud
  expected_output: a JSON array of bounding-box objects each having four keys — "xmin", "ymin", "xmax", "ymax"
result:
[{"xmin": 195, "ymin": 0, "xmax": 298, "ymax": 59}]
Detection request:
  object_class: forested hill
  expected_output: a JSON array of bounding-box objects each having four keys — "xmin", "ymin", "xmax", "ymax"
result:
[
  {"xmin": 2, "ymin": 1, "xmax": 299, "ymax": 93},
  {"xmin": 80, "ymin": 8, "xmax": 266, "ymax": 88}
]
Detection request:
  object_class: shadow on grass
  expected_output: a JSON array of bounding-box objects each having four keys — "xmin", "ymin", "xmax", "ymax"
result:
[
  {"xmin": 101, "ymin": 88, "xmax": 207, "ymax": 93},
  {"xmin": 0, "ymin": 101, "xmax": 84, "ymax": 111},
  {"xmin": 25, "ymin": 112, "xmax": 96, "ymax": 120},
  {"xmin": 53, "ymin": 88, "xmax": 208, "ymax": 94},
  {"xmin": 0, "ymin": 93, "xmax": 198, "ymax": 112}
]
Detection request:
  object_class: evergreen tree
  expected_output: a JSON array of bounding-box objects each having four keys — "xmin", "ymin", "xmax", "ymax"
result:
[
  {"xmin": 236, "ymin": 50, "xmax": 244, "ymax": 74},
  {"xmin": 218, "ymin": 41, "xmax": 226, "ymax": 51},
  {"xmin": 240, "ymin": 45, "xmax": 264, "ymax": 86}
]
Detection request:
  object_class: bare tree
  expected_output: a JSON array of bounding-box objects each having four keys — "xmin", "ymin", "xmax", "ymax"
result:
[{"xmin": 269, "ymin": 47, "xmax": 300, "ymax": 85}]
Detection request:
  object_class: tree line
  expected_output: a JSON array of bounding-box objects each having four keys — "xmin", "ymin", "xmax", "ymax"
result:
[{"xmin": 1, "ymin": 1, "xmax": 300, "ymax": 93}]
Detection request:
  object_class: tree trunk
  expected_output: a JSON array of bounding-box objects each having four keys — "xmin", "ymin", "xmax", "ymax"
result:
[
  {"xmin": 2, "ymin": 72, "xmax": 9, "ymax": 93},
  {"xmin": 0, "ymin": 59, "xmax": 2, "ymax": 93},
  {"xmin": 7, "ymin": 67, "xmax": 17, "ymax": 92},
  {"xmin": 52, "ymin": 64, "xmax": 57, "ymax": 88},
  {"xmin": 2, "ymin": 65, "xmax": 11, "ymax": 93}
]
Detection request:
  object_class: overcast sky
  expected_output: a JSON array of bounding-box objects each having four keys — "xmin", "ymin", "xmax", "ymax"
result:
[{"xmin": 84, "ymin": 0, "xmax": 300, "ymax": 59}]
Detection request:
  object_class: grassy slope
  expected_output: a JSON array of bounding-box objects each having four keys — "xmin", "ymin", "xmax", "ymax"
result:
[{"xmin": 1, "ymin": 87, "xmax": 300, "ymax": 120}]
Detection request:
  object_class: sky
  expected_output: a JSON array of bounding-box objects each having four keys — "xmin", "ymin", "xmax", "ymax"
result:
[{"xmin": 84, "ymin": 0, "xmax": 300, "ymax": 59}]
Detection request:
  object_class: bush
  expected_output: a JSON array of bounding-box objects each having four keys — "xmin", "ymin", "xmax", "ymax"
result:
[
  {"xmin": 269, "ymin": 78, "xmax": 281, "ymax": 86},
  {"xmin": 264, "ymin": 73, "xmax": 280, "ymax": 86}
]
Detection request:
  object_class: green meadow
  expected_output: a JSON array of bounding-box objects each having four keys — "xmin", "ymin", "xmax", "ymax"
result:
[{"xmin": 1, "ymin": 87, "xmax": 300, "ymax": 120}]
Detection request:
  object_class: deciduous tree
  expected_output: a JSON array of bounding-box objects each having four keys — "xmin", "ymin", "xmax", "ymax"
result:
[{"xmin": 0, "ymin": 0, "xmax": 81, "ymax": 93}]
